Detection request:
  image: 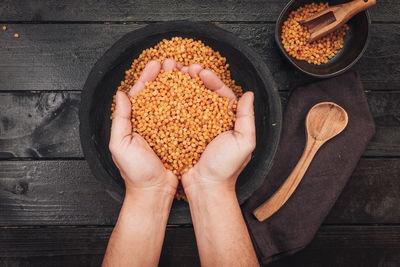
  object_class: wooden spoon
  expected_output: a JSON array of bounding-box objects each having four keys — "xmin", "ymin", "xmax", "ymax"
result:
[
  {"xmin": 253, "ymin": 102, "xmax": 348, "ymax": 222},
  {"xmin": 299, "ymin": 0, "xmax": 376, "ymax": 43}
]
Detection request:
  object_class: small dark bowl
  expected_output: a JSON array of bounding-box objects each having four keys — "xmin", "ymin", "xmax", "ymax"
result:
[
  {"xmin": 79, "ymin": 21, "xmax": 282, "ymax": 224},
  {"xmin": 276, "ymin": 0, "xmax": 371, "ymax": 78}
]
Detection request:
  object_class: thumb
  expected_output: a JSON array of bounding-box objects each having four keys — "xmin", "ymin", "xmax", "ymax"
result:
[
  {"xmin": 110, "ymin": 91, "xmax": 132, "ymax": 144},
  {"xmin": 199, "ymin": 69, "xmax": 237, "ymax": 105},
  {"xmin": 234, "ymin": 91, "xmax": 255, "ymax": 144}
]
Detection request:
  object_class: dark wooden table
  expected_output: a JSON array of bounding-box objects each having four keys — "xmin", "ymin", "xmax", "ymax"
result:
[{"xmin": 0, "ymin": 1, "xmax": 399, "ymax": 266}]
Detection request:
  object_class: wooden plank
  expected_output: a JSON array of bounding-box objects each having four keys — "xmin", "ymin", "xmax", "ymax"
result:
[
  {"xmin": 0, "ymin": 225, "xmax": 399, "ymax": 267},
  {"xmin": 363, "ymin": 91, "xmax": 400, "ymax": 157},
  {"xmin": 0, "ymin": 160, "xmax": 189, "ymax": 225},
  {"xmin": 0, "ymin": 0, "xmax": 392, "ymax": 22},
  {"xmin": 0, "ymin": 24, "xmax": 399, "ymax": 92},
  {"xmin": 0, "ymin": 227, "xmax": 199, "ymax": 266},
  {"xmin": 0, "ymin": 226, "xmax": 199, "ymax": 267},
  {"xmin": 325, "ymin": 158, "xmax": 400, "ymax": 224},
  {"xmin": 269, "ymin": 225, "xmax": 400, "ymax": 267},
  {"xmin": 1, "ymin": 91, "xmax": 399, "ymax": 159},
  {"xmin": 0, "ymin": 255, "xmax": 104, "ymax": 267},
  {"xmin": 0, "ymin": 159, "xmax": 398, "ymax": 226},
  {"xmin": 0, "ymin": 92, "xmax": 82, "ymax": 158},
  {"xmin": 0, "ymin": 24, "xmax": 142, "ymax": 92},
  {"xmin": 0, "ymin": 160, "xmax": 121, "ymax": 225}
]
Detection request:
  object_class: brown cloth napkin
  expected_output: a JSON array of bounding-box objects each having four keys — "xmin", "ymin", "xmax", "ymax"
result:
[{"xmin": 242, "ymin": 71, "xmax": 375, "ymax": 265}]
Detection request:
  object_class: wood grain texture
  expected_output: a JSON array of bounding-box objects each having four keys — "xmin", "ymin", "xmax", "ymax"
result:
[
  {"xmin": 0, "ymin": 226, "xmax": 199, "ymax": 267},
  {"xmin": 254, "ymin": 102, "xmax": 349, "ymax": 221},
  {"xmin": 0, "ymin": 158, "xmax": 399, "ymax": 226},
  {"xmin": 0, "ymin": 225, "xmax": 399, "ymax": 267},
  {"xmin": 269, "ymin": 225, "xmax": 400, "ymax": 267},
  {"xmin": 0, "ymin": 92, "xmax": 81, "ymax": 158},
  {"xmin": 0, "ymin": 24, "xmax": 399, "ymax": 92},
  {"xmin": 0, "ymin": 160, "xmax": 120, "ymax": 225},
  {"xmin": 0, "ymin": 91, "xmax": 398, "ymax": 159},
  {"xmin": 0, "ymin": 0, "xmax": 397, "ymax": 265},
  {"xmin": 0, "ymin": 24, "xmax": 142, "ymax": 92},
  {"xmin": 326, "ymin": 158, "xmax": 400, "ymax": 224},
  {"xmin": 300, "ymin": 0, "xmax": 376, "ymax": 43},
  {"xmin": 0, "ymin": 0, "xmax": 390, "ymax": 22},
  {"xmin": 0, "ymin": 160, "xmax": 190, "ymax": 225}
]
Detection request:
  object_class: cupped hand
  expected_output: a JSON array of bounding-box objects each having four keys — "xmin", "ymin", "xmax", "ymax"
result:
[
  {"xmin": 109, "ymin": 59, "xmax": 180, "ymax": 196},
  {"xmin": 180, "ymin": 63, "xmax": 256, "ymax": 192}
]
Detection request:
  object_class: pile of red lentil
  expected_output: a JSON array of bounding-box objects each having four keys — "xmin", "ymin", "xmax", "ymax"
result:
[
  {"xmin": 111, "ymin": 37, "xmax": 243, "ymax": 199},
  {"xmin": 112, "ymin": 36, "xmax": 242, "ymax": 106},
  {"xmin": 281, "ymin": 2, "xmax": 350, "ymax": 65},
  {"xmin": 132, "ymin": 69, "xmax": 236, "ymax": 175}
]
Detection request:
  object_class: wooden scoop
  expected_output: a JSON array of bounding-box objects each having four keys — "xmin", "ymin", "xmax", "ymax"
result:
[
  {"xmin": 253, "ymin": 102, "xmax": 348, "ymax": 222},
  {"xmin": 300, "ymin": 0, "xmax": 376, "ymax": 43}
]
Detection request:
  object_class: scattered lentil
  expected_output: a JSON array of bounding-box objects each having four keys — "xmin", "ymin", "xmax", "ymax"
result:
[
  {"xmin": 2, "ymin": 26, "xmax": 6, "ymax": 31},
  {"xmin": 281, "ymin": 2, "xmax": 349, "ymax": 65},
  {"xmin": 14, "ymin": 33, "xmax": 19, "ymax": 38}
]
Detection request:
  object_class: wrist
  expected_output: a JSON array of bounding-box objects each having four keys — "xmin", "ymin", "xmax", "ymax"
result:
[
  {"xmin": 125, "ymin": 185, "xmax": 175, "ymax": 203},
  {"xmin": 120, "ymin": 186, "xmax": 175, "ymax": 223},
  {"xmin": 124, "ymin": 172, "xmax": 178, "ymax": 199},
  {"xmin": 185, "ymin": 185, "xmax": 238, "ymax": 208},
  {"xmin": 184, "ymin": 174, "xmax": 240, "ymax": 226},
  {"xmin": 183, "ymin": 169, "xmax": 237, "ymax": 204},
  {"xmin": 182, "ymin": 169, "xmax": 235, "ymax": 195}
]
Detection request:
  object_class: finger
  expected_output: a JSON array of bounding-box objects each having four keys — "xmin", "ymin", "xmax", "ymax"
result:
[
  {"xmin": 234, "ymin": 91, "xmax": 256, "ymax": 143},
  {"xmin": 188, "ymin": 64, "xmax": 203, "ymax": 78},
  {"xmin": 138, "ymin": 60, "xmax": 161, "ymax": 82},
  {"xmin": 111, "ymin": 91, "xmax": 132, "ymax": 143},
  {"xmin": 162, "ymin": 58, "xmax": 177, "ymax": 72},
  {"xmin": 199, "ymin": 69, "xmax": 237, "ymax": 105},
  {"xmin": 181, "ymin": 66, "xmax": 189, "ymax": 73},
  {"xmin": 129, "ymin": 60, "xmax": 161, "ymax": 97}
]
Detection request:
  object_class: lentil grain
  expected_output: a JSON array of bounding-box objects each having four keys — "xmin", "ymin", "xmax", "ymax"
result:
[
  {"xmin": 111, "ymin": 37, "xmax": 243, "ymax": 199},
  {"xmin": 281, "ymin": 2, "xmax": 349, "ymax": 65}
]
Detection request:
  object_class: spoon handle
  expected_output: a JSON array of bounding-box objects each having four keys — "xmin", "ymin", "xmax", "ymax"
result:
[
  {"xmin": 341, "ymin": 0, "xmax": 376, "ymax": 22},
  {"xmin": 253, "ymin": 138, "xmax": 322, "ymax": 222}
]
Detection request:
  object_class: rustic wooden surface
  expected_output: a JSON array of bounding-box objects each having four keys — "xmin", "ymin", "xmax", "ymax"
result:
[
  {"xmin": 0, "ymin": 0, "xmax": 397, "ymax": 22},
  {"xmin": 1, "ymin": 24, "xmax": 399, "ymax": 92},
  {"xmin": 0, "ymin": 0, "xmax": 399, "ymax": 266},
  {"xmin": 0, "ymin": 226, "xmax": 399, "ymax": 267},
  {"xmin": 0, "ymin": 158, "xmax": 398, "ymax": 226}
]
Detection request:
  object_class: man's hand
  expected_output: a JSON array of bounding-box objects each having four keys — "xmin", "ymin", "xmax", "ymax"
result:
[
  {"xmin": 103, "ymin": 59, "xmax": 181, "ymax": 267},
  {"xmin": 109, "ymin": 59, "xmax": 179, "ymax": 196},
  {"xmin": 181, "ymin": 65, "xmax": 256, "ymax": 193},
  {"xmin": 178, "ymin": 62, "xmax": 259, "ymax": 267}
]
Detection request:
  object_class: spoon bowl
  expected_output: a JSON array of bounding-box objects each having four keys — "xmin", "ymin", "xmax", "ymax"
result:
[{"xmin": 306, "ymin": 102, "xmax": 348, "ymax": 142}]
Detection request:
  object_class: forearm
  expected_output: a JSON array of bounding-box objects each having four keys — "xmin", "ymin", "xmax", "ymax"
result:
[
  {"xmin": 102, "ymin": 188, "xmax": 174, "ymax": 267},
  {"xmin": 185, "ymin": 183, "xmax": 259, "ymax": 267}
]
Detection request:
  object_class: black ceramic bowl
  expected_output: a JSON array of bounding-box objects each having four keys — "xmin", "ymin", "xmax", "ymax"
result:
[
  {"xmin": 79, "ymin": 21, "xmax": 282, "ymax": 223},
  {"xmin": 276, "ymin": 0, "xmax": 371, "ymax": 78}
]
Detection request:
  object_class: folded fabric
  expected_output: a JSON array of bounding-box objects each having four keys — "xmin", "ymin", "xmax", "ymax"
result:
[{"xmin": 242, "ymin": 71, "xmax": 375, "ymax": 265}]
